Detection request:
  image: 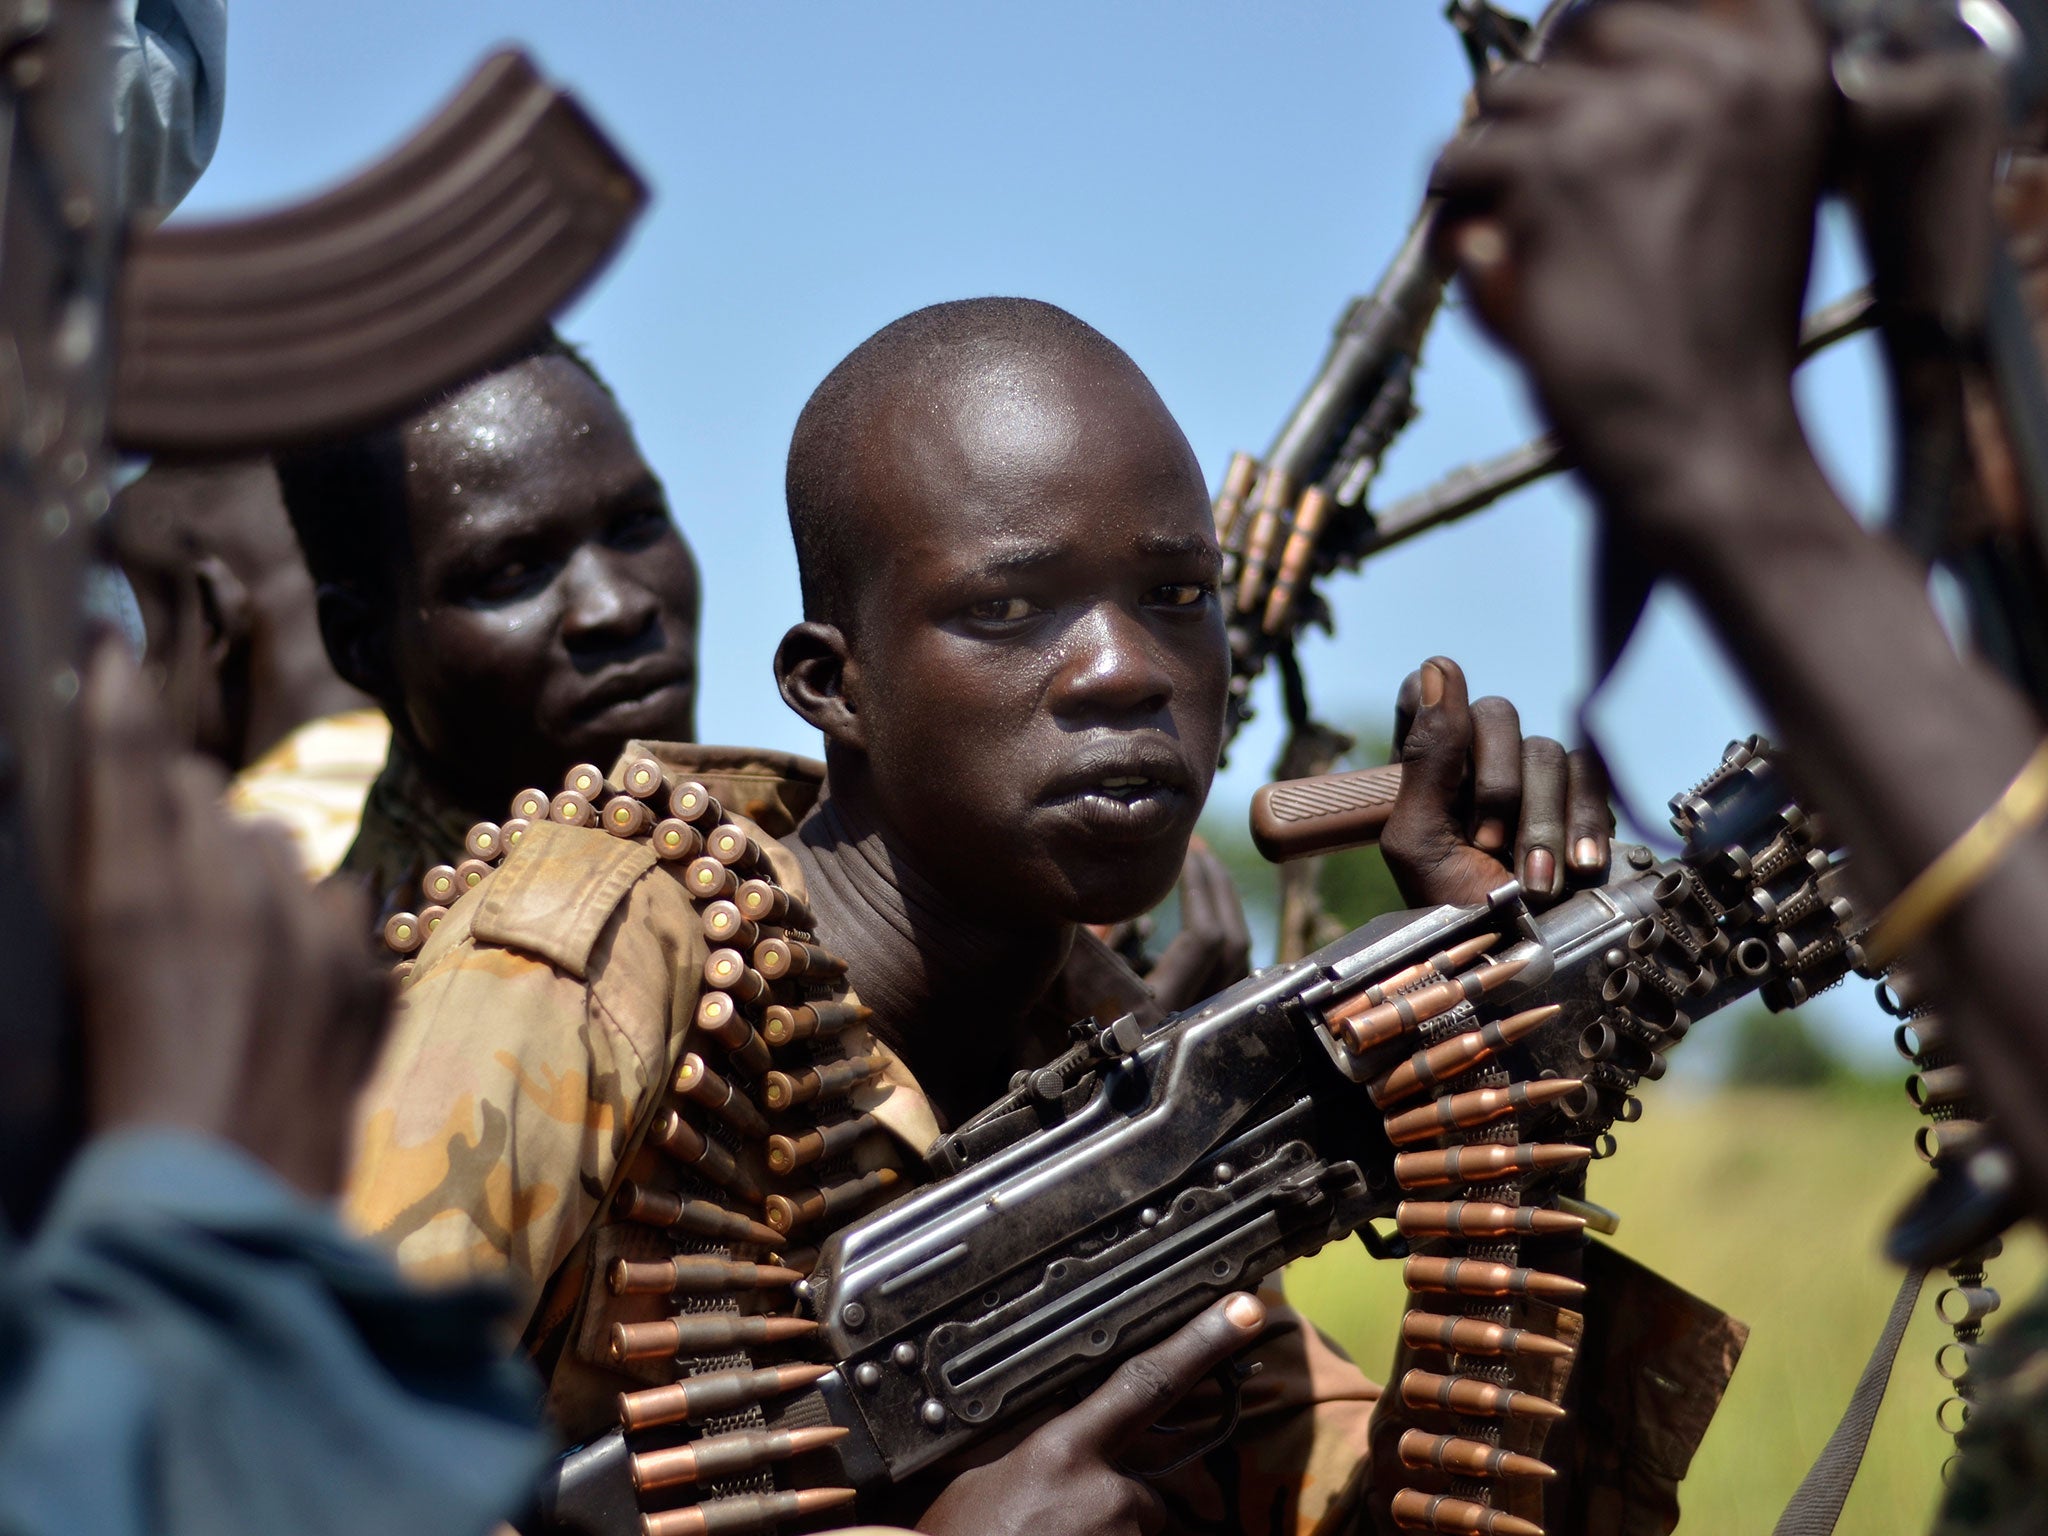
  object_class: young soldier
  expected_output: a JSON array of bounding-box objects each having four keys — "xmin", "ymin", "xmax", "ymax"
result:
[
  {"xmin": 345, "ymin": 300, "xmax": 1720, "ymax": 1536},
  {"xmin": 275, "ymin": 331, "xmax": 702, "ymax": 917}
]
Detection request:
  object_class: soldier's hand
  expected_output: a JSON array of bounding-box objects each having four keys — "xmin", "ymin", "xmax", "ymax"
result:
[
  {"xmin": 1381, "ymin": 656, "xmax": 1611, "ymax": 910},
  {"xmin": 1144, "ymin": 838, "xmax": 1252, "ymax": 1012},
  {"xmin": 73, "ymin": 637, "xmax": 390, "ymax": 1195},
  {"xmin": 1429, "ymin": 0, "xmax": 1833, "ymax": 566},
  {"xmin": 915, "ymin": 1292, "xmax": 1266, "ymax": 1536}
]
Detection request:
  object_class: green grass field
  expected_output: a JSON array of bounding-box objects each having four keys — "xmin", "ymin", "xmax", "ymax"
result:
[{"xmin": 1280, "ymin": 1083, "xmax": 2043, "ymax": 1535}]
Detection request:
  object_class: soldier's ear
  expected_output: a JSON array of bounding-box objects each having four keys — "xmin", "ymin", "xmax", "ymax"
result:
[
  {"xmin": 776, "ymin": 621, "xmax": 865, "ymax": 750},
  {"xmin": 315, "ymin": 581, "xmax": 396, "ymax": 706}
]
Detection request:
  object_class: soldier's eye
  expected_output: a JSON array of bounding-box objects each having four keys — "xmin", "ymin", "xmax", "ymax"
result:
[
  {"xmin": 476, "ymin": 561, "xmax": 550, "ymax": 603},
  {"xmin": 1148, "ymin": 582, "xmax": 1214, "ymax": 609},
  {"xmin": 967, "ymin": 597, "xmax": 1037, "ymax": 623}
]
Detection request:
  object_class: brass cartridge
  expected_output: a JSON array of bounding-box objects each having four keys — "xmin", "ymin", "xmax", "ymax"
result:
[
  {"xmin": 647, "ymin": 1107, "xmax": 760, "ymax": 1202},
  {"xmin": 617, "ymin": 1363, "xmax": 832, "ymax": 1432},
  {"xmin": 1389, "ymin": 1487, "xmax": 1545, "ymax": 1536},
  {"xmin": 640, "ymin": 1488, "xmax": 856, "ymax": 1536},
  {"xmin": 611, "ymin": 1181, "xmax": 781, "ymax": 1248},
  {"xmin": 607, "ymin": 1254, "xmax": 805, "ymax": 1297},
  {"xmin": 1396, "ymin": 1200, "xmax": 1587, "ymax": 1238},
  {"xmin": 764, "ymin": 1166, "xmax": 902, "ymax": 1234},
  {"xmin": 673, "ymin": 1052, "xmax": 770, "ymax": 1138},
  {"xmin": 1382, "ymin": 1078, "xmax": 1585, "ymax": 1146},
  {"xmin": 1334, "ymin": 955, "xmax": 1532, "ymax": 1053},
  {"xmin": 651, "ymin": 818, "xmax": 703, "ymax": 862},
  {"xmin": 1397, "ymin": 1429, "xmax": 1556, "ymax": 1481},
  {"xmin": 1393, "ymin": 1142, "xmax": 1591, "ymax": 1190},
  {"xmin": 767, "ymin": 1111, "xmax": 880, "ymax": 1174},
  {"xmin": 763, "ymin": 1052, "xmax": 884, "ymax": 1111},
  {"xmin": 1402, "ymin": 1255, "xmax": 1585, "ymax": 1302},
  {"xmin": 608, "ymin": 1312, "xmax": 817, "ymax": 1365},
  {"xmin": 1400, "ymin": 1368, "xmax": 1566, "ymax": 1421},
  {"xmin": 762, "ymin": 998, "xmax": 868, "ymax": 1047},
  {"xmin": 1399, "ymin": 1311, "xmax": 1574, "ymax": 1361},
  {"xmin": 630, "ymin": 1425, "xmax": 849, "ymax": 1493},
  {"xmin": 1369, "ymin": 1005, "xmax": 1562, "ymax": 1108}
]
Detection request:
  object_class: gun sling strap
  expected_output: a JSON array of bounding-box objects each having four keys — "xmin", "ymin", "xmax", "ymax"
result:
[{"xmin": 1772, "ymin": 1265, "xmax": 1929, "ymax": 1536}]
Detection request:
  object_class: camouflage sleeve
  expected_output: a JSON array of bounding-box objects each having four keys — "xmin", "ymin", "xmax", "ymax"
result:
[{"xmin": 344, "ymin": 821, "xmax": 703, "ymax": 1309}]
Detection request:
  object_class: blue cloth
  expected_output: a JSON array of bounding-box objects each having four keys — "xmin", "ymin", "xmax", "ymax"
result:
[
  {"xmin": 0, "ymin": 1131, "xmax": 546, "ymax": 1536},
  {"xmin": 109, "ymin": 0, "xmax": 227, "ymax": 218}
]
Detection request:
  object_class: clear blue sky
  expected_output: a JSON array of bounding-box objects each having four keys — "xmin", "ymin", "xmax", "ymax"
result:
[{"xmin": 180, "ymin": 1, "xmax": 1898, "ymax": 1059}]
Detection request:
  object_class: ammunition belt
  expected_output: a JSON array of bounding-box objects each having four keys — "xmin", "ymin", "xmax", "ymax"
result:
[
  {"xmin": 1879, "ymin": 967, "xmax": 2007, "ymax": 1474},
  {"xmin": 385, "ymin": 758, "xmax": 909, "ymax": 1536},
  {"xmin": 1359, "ymin": 935, "xmax": 1577, "ymax": 1536}
]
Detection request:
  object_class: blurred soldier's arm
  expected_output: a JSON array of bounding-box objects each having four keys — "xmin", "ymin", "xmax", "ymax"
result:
[
  {"xmin": 1430, "ymin": 0, "xmax": 2048, "ymax": 1220},
  {"xmin": 0, "ymin": 641, "xmax": 545, "ymax": 1536}
]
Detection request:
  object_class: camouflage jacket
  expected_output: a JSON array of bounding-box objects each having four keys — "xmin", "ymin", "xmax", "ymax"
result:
[
  {"xmin": 222, "ymin": 707, "xmax": 389, "ymax": 880},
  {"xmin": 343, "ymin": 742, "xmax": 1739, "ymax": 1536}
]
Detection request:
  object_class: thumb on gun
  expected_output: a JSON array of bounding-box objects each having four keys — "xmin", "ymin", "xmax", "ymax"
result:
[{"xmin": 1064, "ymin": 1292, "xmax": 1266, "ymax": 1458}]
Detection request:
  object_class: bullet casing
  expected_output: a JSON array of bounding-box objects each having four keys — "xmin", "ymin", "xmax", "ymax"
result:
[
  {"xmin": 648, "ymin": 1108, "xmax": 760, "ymax": 1202},
  {"xmin": 1400, "ymin": 1368, "xmax": 1566, "ymax": 1421},
  {"xmin": 763, "ymin": 1052, "xmax": 884, "ymax": 1111},
  {"xmin": 684, "ymin": 857, "xmax": 739, "ymax": 902},
  {"xmin": 768, "ymin": 1111, "xmax": 879, "ymax": 1174},
  {"xmin": 1382, "ymin": 1077, "xmax": 1585, "ymax": 1146},
  {"xmin": 1389, "ymin": 1487, "xmax": 1546, "ymax": 1536},
  {"xmin": 616, "ymin": 1362, "xmax": 832, "ymax": 1432},
  {"xmin": 706, "ymin": 822, "xmax": 761, "ymax": 870},
  {"xmin": 652, "ymin": 818, "xmax": 704, "ymax": 862},
  {"xmin": 621, "ymin": 757, "xmax": 666, "ymax": 799},
  {"xmin": 464, "ymin": 821, "xmax": 505, "ymax": 861},
  {"xmin": 612, "ymin": 1181, "xmax": 783, "ymax": 1248},
  {"xmin": 607, "ymin": 1254, "xmax": 805, "ymax": 1297},
  {"xmin": 605, "ymin": 797, "xmax": 654, "ymax": 838},
  {"xmin": 762, "ymin": 998, "xmax": 865, "ymax": 1046},
  {"xmin": 668, "ymin": 780, "xmax": 722, "ymax": 827},
  {"xmin": 1403, "ymin": 1255, "xmax": 1585, "ymax": 1302},
  {"xmin": 1399, "ymin": 1311, "xmax": 1575, "ymax": 1361},
  {"xmin": 1394, "ymin": 1142, "xmax": 1591, "ymax": 1190},
  {"xmin": 1369, "ymin": 1005, "xmax": 1561, "ymax": 1108},
  {"xmin": 737, "ymin": 877, "xmax": 812, "ymax": 930},
  {"xmin": 1336, "ymin": 956, "xmax": 1530, "ymax": 1053},
  {"xmin": 629, "ymin": 1425, "xmax": 849, "ymax": 1493},
  {"xmin": 608, "ymin": 1311, "xmax": 818, "ymax": 1364},
  {"xmin": 1397, "ymin": 1429, "xmax": 1556, "ymax": 1481},
  {"xmin": 1396, "ymin": 1200, "xmax": 1587, "ymax": 1238},
  {"xmin": 639, "ymin": 1487, "xmax": 856, "ymax": 1536},
  {"xmin": 673, "ymin": 1053, "xmax": 770, "ymax": 1139},
  {"xmin": 765, "ymin": 1166, "xmax": 901, "ymax": 1234}
]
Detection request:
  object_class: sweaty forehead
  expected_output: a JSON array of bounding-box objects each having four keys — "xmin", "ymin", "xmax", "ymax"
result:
[
  {"xmin": 861, "ymin": 347, "xmax": 1203, "ymax": 547},
  {"xmin": 404, "ymin": 355, "xmax": 631, "ymax": 501}
]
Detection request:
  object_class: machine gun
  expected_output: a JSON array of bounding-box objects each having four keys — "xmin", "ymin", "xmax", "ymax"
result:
[{"xmin": 798, "ymin": 740, "xmax": 1859, "ymax": 1525}]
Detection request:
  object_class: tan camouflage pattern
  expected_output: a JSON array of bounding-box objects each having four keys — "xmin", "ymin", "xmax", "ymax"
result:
[{"xmin": 222, "ymin": 707, "xmax": 389, "ymax": 878}]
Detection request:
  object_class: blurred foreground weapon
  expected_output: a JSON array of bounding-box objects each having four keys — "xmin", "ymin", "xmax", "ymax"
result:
[
  {"xmin": 793, "ymin": 741, "xmax": 1859, "ymax": 1528},
  {"xmin": 0, "ymin": 30, "xmax": 644, "ymax": 1227}
]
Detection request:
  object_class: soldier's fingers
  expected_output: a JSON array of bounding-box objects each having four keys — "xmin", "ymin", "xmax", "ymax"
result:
[
  {"xmin": 1392, "ymin": 668, "xmax": 1423, "ymax": 757},
  {"xmin": 1468, "ymin": 696, "xmax": 1524, "ymax": 856},
  {"xmin": 1514, "ymin": 736, "xmax": 1569, "ymax": 903},
  {"xmin": 1060, "ymin": 1293, "xmax": 1266, "ymax": 1456},
  {"xmin": 1565, "ymin": 748, "xmax": 1615, "ymax": 881}
]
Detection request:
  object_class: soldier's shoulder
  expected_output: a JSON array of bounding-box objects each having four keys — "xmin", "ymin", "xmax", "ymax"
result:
[{"xmin": 413, "ymin": 817, "xmax": 681, "ymax": 982}]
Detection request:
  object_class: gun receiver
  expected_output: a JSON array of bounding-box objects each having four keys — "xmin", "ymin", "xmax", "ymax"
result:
[{"xmin": 807, "ymin": 738, "xmax": 1863, "ymax": 1491}]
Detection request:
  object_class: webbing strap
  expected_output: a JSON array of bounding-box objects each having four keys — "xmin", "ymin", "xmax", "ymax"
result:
[{"xmin": 1771, "ymin": 1266, "xmax": 1929, "ymax": 1536}]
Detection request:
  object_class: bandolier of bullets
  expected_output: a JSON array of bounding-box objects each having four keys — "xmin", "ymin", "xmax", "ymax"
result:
[
  {"xmin": 1877, "ymin": 967, "xmax": 2006, "ymax": 1475},
  {"xmin": 1334, "ymin": 934, "xmax": 1577, "ymax": 1536},
  {"xmin": 1351, "ymin": 740, "xmax": 1859, "ymax": 1536},
  {"xmin": 383, "ymin": 760, "xmax": 907, "ymax": 1536}
]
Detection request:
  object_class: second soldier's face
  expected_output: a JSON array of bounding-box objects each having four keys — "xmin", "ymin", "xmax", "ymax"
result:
[
  {"xmin": 391, "ymin": 357, "xmax": 699, "ymax": 800},
  {"xmin": 846, "ymin": 353, "xmax": 1228, "ymax": 926}
]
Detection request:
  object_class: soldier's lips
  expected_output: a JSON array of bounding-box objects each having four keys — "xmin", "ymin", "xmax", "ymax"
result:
[
  {"xmin": 1039, "ymin": 780, "xmax": 1191, "ymax": 843},
  {"xmin": 570, "ymin": 668, "xmax": 693, "ymax": 731}
]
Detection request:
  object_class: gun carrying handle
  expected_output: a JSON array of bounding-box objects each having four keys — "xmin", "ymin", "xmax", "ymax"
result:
[{"xmin": 1249, "ymin": 763, "xmax": 1405, "ymax": 862}]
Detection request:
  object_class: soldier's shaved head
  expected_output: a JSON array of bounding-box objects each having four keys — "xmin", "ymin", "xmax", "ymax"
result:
[{"xmin": 785, "ymin": 297, "xmax": 1187, "ymax": 633}]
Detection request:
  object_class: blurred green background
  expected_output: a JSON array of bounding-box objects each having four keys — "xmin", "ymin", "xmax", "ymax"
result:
[{"xmin": 1190, "ymin": 779, "xmax": 2040, "ymax": 1535}]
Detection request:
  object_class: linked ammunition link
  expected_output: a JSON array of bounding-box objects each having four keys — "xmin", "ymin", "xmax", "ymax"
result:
[
  {"xmin": 397, "ymin": 761, "xmax": 891, "ymax": 1535},
  {"xmin": 1879, "ymin": 968, "xmax": 2011, "ymax": 1477}
]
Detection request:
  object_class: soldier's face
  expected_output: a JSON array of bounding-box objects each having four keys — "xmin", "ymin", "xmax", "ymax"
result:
[
  {"xmin": 845, "ymin": 352, "xmax": 1227, "ymax": 926},
  {"xmin": 389, "ymin": 357, "xmax": 699, "ymax": 798}
]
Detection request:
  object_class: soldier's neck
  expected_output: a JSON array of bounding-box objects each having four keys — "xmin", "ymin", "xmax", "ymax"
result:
[{"xmin": 790, "ymin": 790, "xmax": 1073, "ymax": 1130}]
